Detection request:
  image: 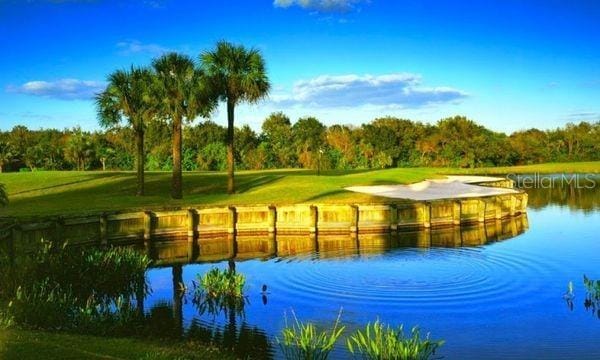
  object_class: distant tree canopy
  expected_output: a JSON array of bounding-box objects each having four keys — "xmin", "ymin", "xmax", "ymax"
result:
[{"xmin": 0, "ymin": 115, "xmax": 598, "ymax": 172}]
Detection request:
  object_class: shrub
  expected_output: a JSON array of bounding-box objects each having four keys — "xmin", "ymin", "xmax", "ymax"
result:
[
  {"xmin": 346, "ymin": 320, "xmax": 444, "ymax": 360},
  {"xmin": 277, "ymin": 310, "xmax": 344, "ymax": 360}
]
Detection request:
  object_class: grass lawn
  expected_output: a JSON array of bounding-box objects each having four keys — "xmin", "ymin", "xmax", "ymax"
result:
[
  {"xmin": 0, "ymin": 161, "xmax": 598, "ymax": 219},
  {"xmin": 0, "ymin": 329, "xmax": 232, "ymax": 360}
]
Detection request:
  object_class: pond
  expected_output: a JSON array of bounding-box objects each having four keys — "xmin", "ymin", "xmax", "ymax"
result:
[
  {"xmin": 2, "ymin": 174, "xmax": 598, "ymax": 359},
  {"xmin": 138, "ymin": 174, "xmax": 600, "ymax": 359}
]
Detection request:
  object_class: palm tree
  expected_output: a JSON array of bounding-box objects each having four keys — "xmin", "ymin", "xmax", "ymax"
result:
[
  {"xmin": 200, "ymin": 41, "xmax": 270, "ymax": 194},
  {"xmin": 96, "ymin": 67, "xmax": 156, "ymax": 196},
  {"xmin": 152, "ymin": 53, "xmax": 214, "ymax": 199}
]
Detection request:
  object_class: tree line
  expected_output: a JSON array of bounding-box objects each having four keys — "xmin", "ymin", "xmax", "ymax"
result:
[{"xmin": 1, "ymin": 114, "xmax": 598, "ymax": 174}]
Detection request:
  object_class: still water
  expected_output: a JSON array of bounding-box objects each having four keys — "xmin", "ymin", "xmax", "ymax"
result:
[{"xmin": 143, "ymin": 175, "xmax": 600, "ymax": 359}]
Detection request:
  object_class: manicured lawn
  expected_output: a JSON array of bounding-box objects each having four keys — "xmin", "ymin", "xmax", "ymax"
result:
[
  {"xmin": 459, "ymin": 161, "xmax": 600, "ymax": 175},
  {"xmin": 0, "ymin": 329, "xmax": 232, "ymax": 360},
  {"xmin": 0, "ymin": 162, "xmax": 598, "ymax": 219}
]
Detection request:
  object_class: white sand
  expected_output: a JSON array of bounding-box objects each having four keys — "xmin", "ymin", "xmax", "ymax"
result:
[{"xmin": 345, "ymin": 175, "xmax": 517, "ymax": 201}]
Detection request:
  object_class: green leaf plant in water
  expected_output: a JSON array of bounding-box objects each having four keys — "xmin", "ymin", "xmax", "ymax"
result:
[
  {"xmin": 346, "ymin": 320, "xmax": 444, "ymax": 360},
  {"xmin": 192, "ymin": 267, "xmax": 247, "ymax": 319},
  {"xmin": 277, "ymin": 309, "xmax": 345, "ymax": 360},
  {"xmin": 583, "ymin": 275, "xmax": 600, "ymax": 319},
  {"xmin": 0, "ymin": 240, "xmax": 150, "ymax": 333}
]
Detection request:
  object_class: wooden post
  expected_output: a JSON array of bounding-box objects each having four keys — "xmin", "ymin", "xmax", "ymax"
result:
[
  {"xmin": 186, "ymin": 209, "xmax": 197, "ymax": 244},
  {"xmin": 509, "ymin": 195, "xmax": 516, "ymax": 216},
  {"xmin": 350, "ymin": 205, "xmax": 359, "ymax": 233},
  {"xmin": 477, "ymin": 199, "xmax": 486, "ymax": 223},
  {"xmin": 227, "ymin": 206, "xmax": 236, "ymax": 234},
  {"xmin": 495, "ymin": 197, "xmax": 502, "ymax": 220},
  {"xmin": 143, "ymin": 211, "xmax": 153, "ymax": 244},
  {"xmin": 478, "ymin": 222, "xmax": 487, "ymax": 244},
  {"xmin": 422, "ymin": 202, "xmax": 431, "ymax": 228},
  {"xmin": 268, "ymin": 205, "xmax": 276, "ymax": 233},
  {"xmin": 417, "ymin": 228, "xmax": 431, "ymax": 247},
  {"xmin": 454, "ymin": 226, "xmax": 462, "ymax": 246},
  {"xmin": 309, "ymin": 205, "xmax": 317, "ymax": 234},
  {"xmin": 389, "ymin": 204, "xmax": 398, "ymax": 232},
  {"xmin": 452, "ymin": 201, "xmax": 461, "ymax": 225},
  {"xmin": 267, "ymin": 232, "xmax": 277, "ymax": 256},
  {"xmin": 99, "ymin": 214, "xmax": 108, "ymax": 245}
]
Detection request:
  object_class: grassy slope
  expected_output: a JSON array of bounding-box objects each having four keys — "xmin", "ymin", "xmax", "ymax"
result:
[
  {"xmin": 0, "ymin": 161, "xmax": 598, "ymax": 219},
  {"xmin": 0, "ymin": 329, "xmax": 232, "ymax": 360}
]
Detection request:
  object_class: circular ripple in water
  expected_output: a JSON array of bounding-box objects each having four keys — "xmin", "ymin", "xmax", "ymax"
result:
[{"xmin": 265, "ymin": 246, "xmax": 561, "ymax": 314}]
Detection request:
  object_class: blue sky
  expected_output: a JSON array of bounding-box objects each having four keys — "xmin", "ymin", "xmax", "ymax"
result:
[{"xmin": 1, "ymin": 0, "xmax": 599, "ymax": 133}]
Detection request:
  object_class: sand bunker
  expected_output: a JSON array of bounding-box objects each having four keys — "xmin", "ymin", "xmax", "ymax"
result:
[{"xmin": 345, "ymin": 175, "xmax": 517, "ymax": 201}]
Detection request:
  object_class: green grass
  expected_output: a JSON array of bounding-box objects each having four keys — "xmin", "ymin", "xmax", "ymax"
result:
[
  {"xmin": 0, "ymin": 161, "xmax": 598, "ymax": 219},
  {"xmin": 0, "ymin": 329, "xmax": 232, "ymax": 360},
  {"xmin": 459, "ymin": 161, "xmax": 600, "ymax": 175}
]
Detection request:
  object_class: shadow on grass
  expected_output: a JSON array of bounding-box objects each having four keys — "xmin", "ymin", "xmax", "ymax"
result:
[
  {"xmin": 235, "ymin": 175, "xmax": 284, "ymax": 194},
  {"xmin": 10, "ymin": 172, "xmax": 131, "ymax": 196}
]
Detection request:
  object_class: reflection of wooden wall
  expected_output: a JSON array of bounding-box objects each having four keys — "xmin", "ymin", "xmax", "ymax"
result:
[
  {"xmin": 147, "ymin": 214, "xmax": 529, "ymax": 266},
  {"xmin": 4, "ymin": 192, "xmax": 528, "ymax": 255}
]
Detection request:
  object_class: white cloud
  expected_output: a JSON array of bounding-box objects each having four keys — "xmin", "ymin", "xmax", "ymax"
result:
[
  {"xmin": 7, "ymin": 79, "xmax": 105, "ymax": 100},
  {"xmin": 116, "ymin": 40, "xmax": 171, "ymax": 56},
  {"xmin": 273, "ymin": 0, "xmax": 365, "ymax": 12},
  {"xmin": 271, "ymin": 73, "xmax": 468, "ymax": 108}
]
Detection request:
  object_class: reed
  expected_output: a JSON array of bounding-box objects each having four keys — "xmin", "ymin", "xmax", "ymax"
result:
[
  {"xmin": 346, "ymin": 320, "xmax": 444, "ymax": 360},
  {"xmin": 277, "ymin": 310, "xmax": 345, "ymax": 360}
]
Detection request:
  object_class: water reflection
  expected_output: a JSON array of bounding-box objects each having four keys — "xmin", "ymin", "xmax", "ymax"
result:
[
  {"xmin": 513, "ymin": 174, "xmax": 600, "ymax": 212},
  {"xmin": 146, "ymin": 214, "xmax": 529, "ymax": 266}
]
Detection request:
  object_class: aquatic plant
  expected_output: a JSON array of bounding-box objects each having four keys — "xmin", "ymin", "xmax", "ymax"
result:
[
  {"xmin": 583, "ymin": 275, "xmax": 600, "ymax": 318},
  {"xmin": 193, "ymin": 267, "xmax": 247, "ymax": 318},
  {"xmin": 583, "ymin": 275, "xmax": 600, "ymax": 300},
  {"xmin": 196, "ymin": 267, "xmax": 245, "ymax": 298},
  {"xmin": 277, "ymin": 310, "xmax": 344, "ymax": 360},
  {"xmin": 0, "ymin": 243, "xmax": 150, "ymax": 331},
  {"xmin": 346, "ymin": 320, "xmax": 444, "ymax": 360}
]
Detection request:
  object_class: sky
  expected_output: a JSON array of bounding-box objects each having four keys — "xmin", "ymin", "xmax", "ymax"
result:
[{"xmin": 1, "ymin": 0, "xmax": 599, "ymax": 134}]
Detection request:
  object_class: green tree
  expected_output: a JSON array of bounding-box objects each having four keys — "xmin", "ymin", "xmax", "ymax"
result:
[
  {"xmin": 96, "ymin": 67, "xmax": 157, "ymax": 195},
  {"xmin": 0, "ymin": 141, "xmax": 13, "ymax": 173},
  {"xmin": 197, "ymin": 142, "xmax": 227, "ymax": 171},
  {"xmin": 64, "ymin": 128, "xmax": 94, "ymax": 171},
  {"xmin": 235, "ymin": 124, "xmax": 259, "ymax": 169},
  {"xmin": 262, "ymin": 112, "xmax": 295, "ymax": 168},
  {"xmin": 153, "ymin": 53, "xmax": 215, "ymax": 199},
  {"xmin": 292, "ymin": 116, "xmax": 326, "ymax": 169},
  {"xmin": 201, "ymin": 41, "xmax": 270, "ymax": 193}
]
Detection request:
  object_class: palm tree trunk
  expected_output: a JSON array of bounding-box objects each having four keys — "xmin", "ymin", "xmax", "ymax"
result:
[
  {"xmin": 135, "ymin": 128, "xmax": 145, "ymax": 196},
  {"xmin": 172, "ymin": 115, "xmax": 183, "ymax": 199},
  {"xmin": 227, "ymin": 100, "xmax": 235, "ymax": 194}
]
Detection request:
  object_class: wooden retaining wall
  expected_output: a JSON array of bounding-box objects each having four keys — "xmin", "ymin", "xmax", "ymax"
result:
[{"xmin": 1, "ymin": 192, "xmax": 528, "ymax": 255}]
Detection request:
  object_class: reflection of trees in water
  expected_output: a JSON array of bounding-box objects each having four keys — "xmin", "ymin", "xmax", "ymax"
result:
[
  {"xmin": 141, "ymin": 300, "xmax": 273, "ymax": 359},
  {"xmin": 139, "ymin": 264, "xmax": 273, "ymax": 358},
  {"xmin": 519, "ymin": 176, "xmax": 600, "ymax": 212},
  {"xmin": 188, "ymin": 319, "xmax": 273, "ymax": 359}
]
